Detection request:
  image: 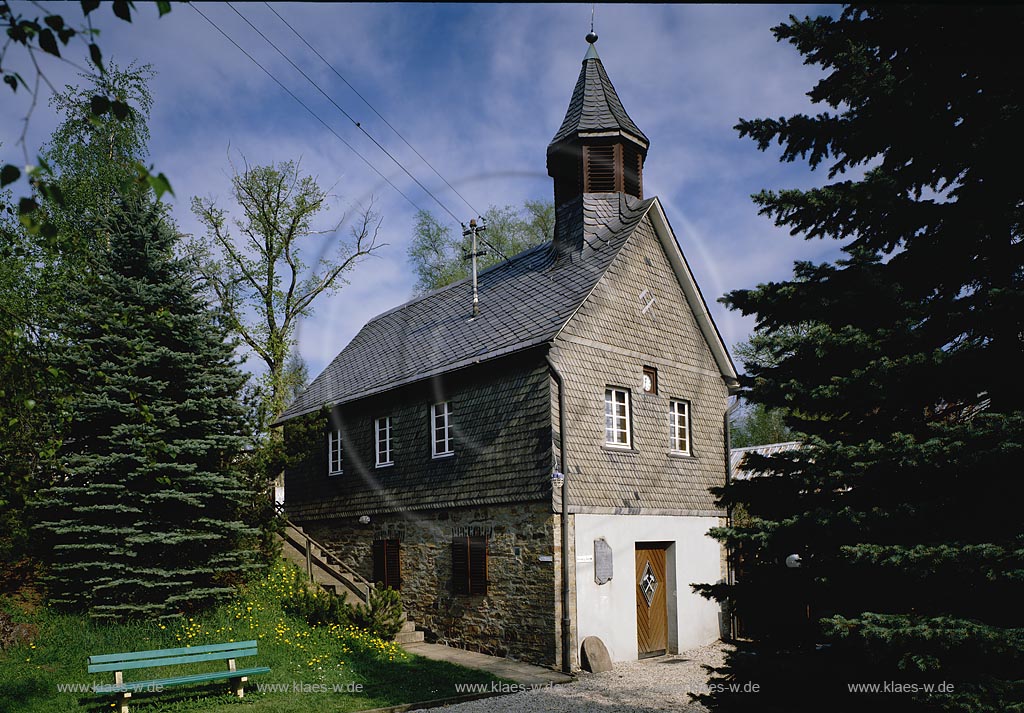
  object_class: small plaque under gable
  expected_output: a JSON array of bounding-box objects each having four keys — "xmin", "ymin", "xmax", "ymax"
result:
[{"xmin": 594, "ymin": 538, "xmax": 613, "ymax": 585}]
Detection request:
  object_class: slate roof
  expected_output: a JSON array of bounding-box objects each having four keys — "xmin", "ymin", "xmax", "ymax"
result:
[
  {"xmin": 276, "ymin": 193, "xmax": 656, "ymax": 424},
  {"xmin": 730, "ymin": 442, "xmax": 802, "ymax": 480},
  {"xmin": 550, "ymin": 44, "xmax": 649, "ymax": 149}
]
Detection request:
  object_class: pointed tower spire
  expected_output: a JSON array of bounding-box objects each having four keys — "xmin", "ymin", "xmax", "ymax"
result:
[{"xmin": 547, "ymin": 33, "xmax": 649, "ymax": 207}]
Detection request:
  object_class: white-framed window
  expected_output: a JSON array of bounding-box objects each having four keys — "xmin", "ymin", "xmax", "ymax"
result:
[
  {"xmin": 431, "ymin": 401, "xmax": 453, "ymax": 457},
  {"xmin": 375, "ymin": 416, "xmax": 393, "ymax": 467},
  {"xmin": 328, "ymin": 429, "xmax": 343, "ymax": 475},
  {"xmin": 604, "ymin": 387, "xmax": 631, "ymax": 448},
  {"xmin": 670, "ymin": 399, "xmax": 691, "ymax": 455}
]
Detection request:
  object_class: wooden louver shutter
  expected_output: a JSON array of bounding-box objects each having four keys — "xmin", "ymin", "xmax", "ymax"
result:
[
  {"xmin": 373, "ymin": 539, "xmax": 401, "ymax": 590},
  {"xmin": 468, "ymin": 536, "xmax": 487, "ymax": 595},
  {"xmin": 584, "ymin": 145, "xmax": 616, "ymax": 193},
  {"xmin": 622, "ymin": 143, "xmax": 642, "ymax": 198},
  {"xmin": 452, "ymin": 535, "xmax": 487, "ymax": 595},
  {"xmin": 452, "ymin": 537, "xmax": 469, "ymax": 594}
]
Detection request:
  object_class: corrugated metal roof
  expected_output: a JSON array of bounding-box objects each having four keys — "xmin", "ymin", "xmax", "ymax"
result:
[
  {"xmin": 276, "ymin": 193, "xmax": 655, "ymax": 423},
  {"xmin": 550, "ymin": 47, "xmax": 649, "ymax": 149},
  {"xmin": 730, "ymin": 441, "xmax": 802, "ymax": 480}
]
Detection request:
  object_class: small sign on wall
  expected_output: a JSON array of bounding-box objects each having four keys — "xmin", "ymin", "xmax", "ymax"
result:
[{"xmin": 594, "ymin": 538, "xmax": 613, "ymax": 585}]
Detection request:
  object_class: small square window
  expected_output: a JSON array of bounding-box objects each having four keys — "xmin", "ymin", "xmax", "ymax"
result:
[
  {"xmin": 604, "ymin": 388, "xmax": 631, "ymax": 448},
  {"xmin": 642, "ymin": 366, "xmax": 658, "ymax": 394},
  {"xmin": 327, "ymin": 429, "xmax": 343, "ymax": 475},
  {"xmin": 431, "ymin": 402, "xmax": 453, "ymax": 457},
  {"xmin": 375, "ymin": 416, "xmax": 393, "ymax": 467},
  {"xmin": 670, "ymin": 400, "xmax": 691, "ymax": 455}
]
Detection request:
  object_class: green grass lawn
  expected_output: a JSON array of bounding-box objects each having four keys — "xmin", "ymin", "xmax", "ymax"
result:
[{"xmin": 0, "ymin": 562, "xmax": 502, "ymax": 712}]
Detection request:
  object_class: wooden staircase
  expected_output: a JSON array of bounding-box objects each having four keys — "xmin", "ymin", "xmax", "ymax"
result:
[{"xmin": 278, "ymin": 520, "xmax": 424, "ymax": 644}]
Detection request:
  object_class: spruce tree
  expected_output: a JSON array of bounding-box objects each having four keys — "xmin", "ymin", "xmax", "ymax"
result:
[
  {"xmin": 34, "ymin": 197, "xmax": 256, "ymax": 620},
  {"xmin": 698, "ymin": 6, "xmax": 1024, "ymax": 712}
]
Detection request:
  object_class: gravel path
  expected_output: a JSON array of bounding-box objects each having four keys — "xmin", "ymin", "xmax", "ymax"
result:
[{"xmin": 417, "ymin": 641, "xmax": 727, "ymax": 713}]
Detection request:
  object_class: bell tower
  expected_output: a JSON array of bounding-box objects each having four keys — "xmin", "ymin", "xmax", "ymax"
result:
[{"xmin": 547, "ymin": 32, "xmax": 650, "ymax": 208}]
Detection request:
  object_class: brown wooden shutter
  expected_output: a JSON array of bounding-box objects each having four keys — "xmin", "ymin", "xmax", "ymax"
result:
[
  {"xmin": 373, "ymin": 539, "xmax": 401, "ymax": 590},
  {"xmin": 452, "ymin": 535, "xmax": 487, "ymax": 595},
  {"xmin": 452, "ymin": 537, "xmax": 469, "ymax": 594},
  {"xmin": 468, "ymin": 535, "xmax": 487, "ymax": 595}
]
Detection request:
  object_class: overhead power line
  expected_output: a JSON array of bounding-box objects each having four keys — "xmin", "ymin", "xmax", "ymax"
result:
[
  {"xmin": 194, "ymin": 4, "xmax": 512, "ymax": 262},
  {"xmin": 190, "ymin": 3, "xmax": 424, "ymax": 214},
  {"xmin": 228, "ymin": 2, "xmax": 465, "ymax": 225},
  {"xmin": 263, "ymin": 1, "xmax": 482, "ymax": 218}
]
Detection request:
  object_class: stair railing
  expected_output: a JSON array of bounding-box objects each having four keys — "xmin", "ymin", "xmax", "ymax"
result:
[{"xmin": 280, "ymin": 517, "xmax": 373, "ymax": 605}]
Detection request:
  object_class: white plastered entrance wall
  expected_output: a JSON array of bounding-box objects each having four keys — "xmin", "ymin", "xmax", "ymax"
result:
[{"xmin": 573, "ymin": 513, "xmax": 722, "ymax": 662}]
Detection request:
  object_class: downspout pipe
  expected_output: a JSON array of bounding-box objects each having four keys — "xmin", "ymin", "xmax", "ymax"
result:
[
  {"xmin": 723, "ymin": 394, "xmax": 741, "ymax": 641},
  {"xmin": 547, "ymin": 354, "xmax": 572, "ymax": 674}
]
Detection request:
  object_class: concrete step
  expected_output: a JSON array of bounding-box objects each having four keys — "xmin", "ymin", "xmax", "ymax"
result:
[
  {"xmin": 394, "ymin": 629, "xmax": 424, "ymax": 644},
  {"xmin": 399, "ymin": 619, "xmax": 416, "ymax": 633}
]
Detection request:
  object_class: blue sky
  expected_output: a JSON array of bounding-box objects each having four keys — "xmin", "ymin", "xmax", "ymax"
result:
[{"xmin": 3, "ymin": 2, "xmax": 842, "ymax": 381}]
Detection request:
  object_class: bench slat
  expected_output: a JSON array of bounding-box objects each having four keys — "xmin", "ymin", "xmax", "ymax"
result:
[
  {"xmin": 97, "ymin": 667, "xmax": 272, "ymax": 693},
  {"xmin": 89, "ymin": 640, "xmax": 258, "ymax": 665},
  {"xmin": 89, "ymin": 648, "xmax": 257, "ymax": 673}
]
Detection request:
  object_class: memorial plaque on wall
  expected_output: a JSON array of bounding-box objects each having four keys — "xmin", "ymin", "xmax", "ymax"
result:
[{"xmin": 594, "ymin": 538, "xmax": 613, "ymax": 584}]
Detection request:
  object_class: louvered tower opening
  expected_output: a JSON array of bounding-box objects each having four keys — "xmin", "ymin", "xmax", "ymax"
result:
[
  {"xmin": 584, "ymin": 145, "xmax": 616, "ymax": 193},
  {"xmin": 623, "ymin": 143, "xmax": 643, "ymax": 199}
]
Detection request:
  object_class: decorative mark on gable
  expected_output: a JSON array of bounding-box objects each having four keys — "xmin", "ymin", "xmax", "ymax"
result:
[{"xmin": 639, "ymin": 288, "xmax": 656, "ymax": 316}]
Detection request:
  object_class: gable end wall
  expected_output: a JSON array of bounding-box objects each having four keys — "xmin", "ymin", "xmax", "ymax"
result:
[{"xmin": 551, "ymin": 213, "xmax": 728, "ymax": 514}]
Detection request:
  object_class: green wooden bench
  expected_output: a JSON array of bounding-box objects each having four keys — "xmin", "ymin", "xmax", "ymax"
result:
[{"xmin": 88, "ymin": 640, "xmax": 270, "ymax": 713}]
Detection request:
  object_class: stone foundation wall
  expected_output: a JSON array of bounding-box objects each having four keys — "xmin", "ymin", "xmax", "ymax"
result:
[{"xmin": 303, "ymin": 501, "xmax": 559, "ymax": 666}]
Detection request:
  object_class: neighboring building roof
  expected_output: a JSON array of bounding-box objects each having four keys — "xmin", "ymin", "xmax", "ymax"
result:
[
  {"xmin": 276, "ymin": 192, "xmax": 738, "ymax": 424},
  {"xmin": 730, "ymin": 441, "xmax": 802, "ymax": 480},
  {"xmin": 549, "ymin": 44, "xmax": 649, "ymax": 149}
]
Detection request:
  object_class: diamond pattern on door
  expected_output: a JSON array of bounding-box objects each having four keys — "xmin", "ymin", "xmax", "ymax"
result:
[{"xmin": 640, "ymin": 562, "xmax": 658, "ymax": 606}]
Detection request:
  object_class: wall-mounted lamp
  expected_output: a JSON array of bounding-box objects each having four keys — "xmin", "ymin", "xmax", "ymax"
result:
[
  {"xmin": 358, "ymin": 515, "xmax": 371, "ymax": 525},
  {"xmin": 551, "ymin": 471, "xmax": 565, "ymax": 488},
  {"xmin": 785, "ymin": 554, "xmax": 802, "ymax": 568}
]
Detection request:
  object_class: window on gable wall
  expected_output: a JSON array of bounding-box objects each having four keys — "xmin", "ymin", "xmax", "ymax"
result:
[
  {"xmin": 328, "ymin": 428, "xmax": 343, "ymax": 475},
  {"xmin": 431, "ymin": 402, "xmax": 453, "ymax": 457},
  {"xmin": 375, "ymin": 416, "xmax": 393, "ymax": 467},
  {"xmin": 451, "ymin": 534, "xmax": 487, "ymax": 595},
  {"xmin": 669, "ymin": 399, "xmax": 691, "ymax": 455},
  {"xmin": 605, "ymin": 387, "xmax": 631, "ymax": 448}
]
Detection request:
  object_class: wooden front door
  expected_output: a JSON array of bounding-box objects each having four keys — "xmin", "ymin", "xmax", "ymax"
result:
[{"xmin": 635, "ymin": 544, "xmax": 668, "ymax": 658}]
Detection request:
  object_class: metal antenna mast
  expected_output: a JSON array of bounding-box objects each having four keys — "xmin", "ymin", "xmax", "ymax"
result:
[{"xmin": 462, "ymin": 218, "xmax": 487, "ymax": 318}]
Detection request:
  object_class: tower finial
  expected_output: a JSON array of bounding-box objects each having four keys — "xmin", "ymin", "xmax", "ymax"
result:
[{"xmin": 586, "ymin": 3, "xmax": 598, "ymax": 44}]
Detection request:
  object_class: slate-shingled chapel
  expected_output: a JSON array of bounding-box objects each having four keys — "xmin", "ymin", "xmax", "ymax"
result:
[{"xmin": 276, "ymin": 33, "xmax": 740, "ymax": 670}]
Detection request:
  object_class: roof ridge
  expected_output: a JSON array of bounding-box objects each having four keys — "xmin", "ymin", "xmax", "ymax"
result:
[{"xmin": 368, "ymin": 240, "xmax": 555, "ymax": 323}]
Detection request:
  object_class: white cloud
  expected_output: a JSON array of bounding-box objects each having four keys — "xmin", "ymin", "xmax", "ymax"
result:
[{"xmin": 2, "ymin": 2, "xmax": 846, "ymax": 380}]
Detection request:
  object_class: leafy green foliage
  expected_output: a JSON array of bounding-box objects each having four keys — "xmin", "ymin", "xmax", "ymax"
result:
[
  {"xmin": 345, "ymin": 587, "xmax": 404, "ymax": 641},
  {"xmin": 31, "ymin": 197, "xmax": 257, "ymax": 620},
  {"xmin": 409, "ymin": 200, "xmax": 554, "ymax": 294},
  {"xmin": 187, "ymin": 159, "xmax": 383, "ymax": 432},
  {"xmin": 0, "ymin": 1, "xmax": 173, "ymax": 238},
  {"xmin": 697, "ymin": 6, "xmax": 1024, "ymax": 712},
  {"xmin": 277, "ymin": 566, "xmax": 347, "ymax": 628},
  {"xmin": 0, "ymin": 561, "xmax": 499, "ymax": 713},
  {"xmin": 729, "ymin": 401, "xmax": 794, "ymax": 449}
]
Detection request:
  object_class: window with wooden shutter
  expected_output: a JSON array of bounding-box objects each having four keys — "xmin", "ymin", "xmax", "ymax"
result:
[
  {"xmin": 372, "ymin": 539, "xmax": 401, "ymax": 590},
  {"xmin": 451, "ymin": 535, "xmax": 487, "ymax": 595}
]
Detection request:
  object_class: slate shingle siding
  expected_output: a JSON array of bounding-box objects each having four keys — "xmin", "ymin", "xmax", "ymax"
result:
[
  {"xmin": 551, "ymin": 214, "xmax": 728, "ymax": 515},
  {"xmin": 284, "ymin": 350, "xmax": 554, "ymax": 520}
]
